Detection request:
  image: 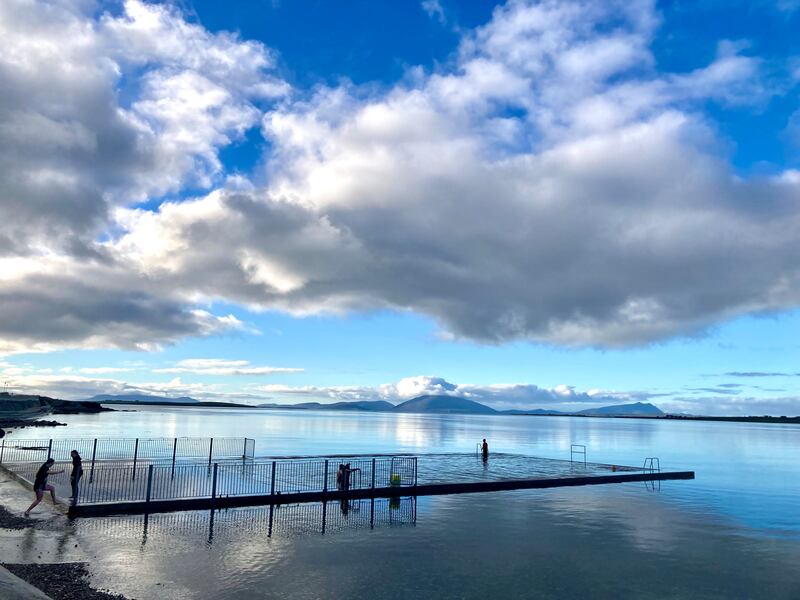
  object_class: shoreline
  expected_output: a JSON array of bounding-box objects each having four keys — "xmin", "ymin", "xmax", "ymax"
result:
[{"xmin": 0, "ymin": 478, "xmax": 132, "ymax": 599}]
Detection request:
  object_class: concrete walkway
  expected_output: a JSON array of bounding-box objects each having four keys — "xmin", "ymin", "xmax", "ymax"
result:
[{"xmin": 0, "ymin": 565, "xmax": 52, "ymax": 599}]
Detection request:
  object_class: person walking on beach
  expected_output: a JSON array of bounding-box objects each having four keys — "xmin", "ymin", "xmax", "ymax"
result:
[
  {"xmin": 481, "ymin": 438, "xmax": 489, "ymax": 461},
  {"xmin": 69, "ymin": 450, "xmax": 83, "ymax": 505},
  {"xmin": 24, "ymin": 458, "xmax": 63, "ymax": 516}
]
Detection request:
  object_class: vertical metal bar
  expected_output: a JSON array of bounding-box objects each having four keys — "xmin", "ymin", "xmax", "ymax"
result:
[
  {"xmin": 208, "ymin": 438, "xmax": 214, "ymax": 470},
  {"xmin": 370, "ymin": 497, "xmax": 375, "ymax": 528},
  {"xmin": 132, "ymin": 438, "xmax": 139, "ymax": 481},
  {"xmin": 268, "ymin": 503, "xmax": 274, "ymax": 537},
  {"xmin": 211, "ymin": 463, "xmax": 218, "ymax": 506},
  {"xmin": 242, "ymin": 438, "xmax": 247, "ymax": 460},
  {"xmin": 371, "ymin": 458, "xmax": 376, "ymax": 490},
  {"xmin": 89, "ymin": 438, "xmax": 97, "ymax": 484},
  {"xmin": 270, "ymin": 461, "xmax": 276, "ymax": 496},
  {"xmin": 323, "ymin": 459, "xmax": 328, "ymax": 493},
  {"xmin": 171, "ymin": 438, "xmax": 177, "ymax": 479},
  {"xmin": 0, "ymin": 437, "xmax": 5, "ymax": 464},
  {"xmin": 47, "ymin": 439, "xmax": 52, "ymax": 461},
  {"xmin": 321, "ymin": 500, "xmax": 327, "ymax": 534},
  {"xmin": 146, "ymin": 464, "xmax": 154, "ymax": 504},
  {"xmin": 414, "ymin": 457, "xmax": 418, "ymax": 487}
]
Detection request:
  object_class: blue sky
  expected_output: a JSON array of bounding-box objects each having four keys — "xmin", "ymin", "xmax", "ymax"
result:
[{"xmin": 1, "ymin": 0, "xmax": 799, "ymax": 414}]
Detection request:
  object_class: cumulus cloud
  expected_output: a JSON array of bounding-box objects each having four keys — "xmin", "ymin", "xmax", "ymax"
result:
[
  {"xmin": 2, "ymin": 0, "xmax": 800, "ymax": 354},
  {"xmin": 153, "ymin": 358, "xmax": 303, "ymax": 376},
  {"xmin": 100, "ymin": 0, "xmax": 800, "ymax": 349},
  {"xmin": 0, "ymin": 0, "xmax": 285, "ymax": 352}
]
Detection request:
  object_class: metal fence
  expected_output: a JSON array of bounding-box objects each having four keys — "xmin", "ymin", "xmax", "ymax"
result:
[
  {"xmin": 55, "ymin": 455, "xmax": 417, "ymax": 506},
  {"xmin": 0, "ymin": 436, "xmax": 255, "ymax": 471}
]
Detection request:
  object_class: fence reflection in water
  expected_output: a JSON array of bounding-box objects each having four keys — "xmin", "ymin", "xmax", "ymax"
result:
[{"xmin": 74, "ymin": 497, "xmax": 418, "ymax": 545}]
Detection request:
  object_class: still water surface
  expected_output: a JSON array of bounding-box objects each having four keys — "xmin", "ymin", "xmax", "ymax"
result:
[{"xmin": 8, "ymin": 407, "xmax": 800, "ymax": 599}]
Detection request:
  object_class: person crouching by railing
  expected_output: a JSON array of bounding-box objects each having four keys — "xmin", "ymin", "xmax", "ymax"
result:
[
  {"xmin": 24, "ymin": 458, "xmax": 64, "ymax": 517},
  {"xmin": 69, "ymin": 450, "xmax": 83, "ymax": 506}
]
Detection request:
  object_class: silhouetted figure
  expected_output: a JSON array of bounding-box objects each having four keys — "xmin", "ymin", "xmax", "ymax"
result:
[
  {"xmin": 336, "ymin": 463, "xmax": 351, "ymax": 491},
  {"xmin": 481, "ymin": 438, "xmax": 489, "ymax": 462},
  {"xmin": 69, "ymin": 450, "xmax": 83, "ymax": 505},
  {"xmin": 24, "ymin": 458, "xmax": 63, "ymax": 516}
]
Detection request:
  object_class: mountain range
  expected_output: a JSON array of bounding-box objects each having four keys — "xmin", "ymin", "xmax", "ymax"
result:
[{"xmin": 88, "ymin": 393, "xmax": 663, "ymax": 417}]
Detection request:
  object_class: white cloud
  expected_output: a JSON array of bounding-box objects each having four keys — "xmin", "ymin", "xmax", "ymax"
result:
[
  {"xmin": 0, "ymin": 0, "xmax": 285, "ymax": 353},
  {"xmin": 154, "ymin": 358, "xmax": 303, "ymax": 376},
  {"xmin": 77, "ymin": 367, "xmax": 137, "ymax": 374},
  {"xmin": 1, "ymin": 0, "xmax": 800, "ymax": 355},
  {"xmin": 421, "ymin": 0, "xmax": 446, "ymax": 24}
]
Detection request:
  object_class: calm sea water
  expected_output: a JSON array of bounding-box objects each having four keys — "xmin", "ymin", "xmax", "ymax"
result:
[{"xmin": 7, "ymin": 407, "xmax": 800, "ymax": 599}]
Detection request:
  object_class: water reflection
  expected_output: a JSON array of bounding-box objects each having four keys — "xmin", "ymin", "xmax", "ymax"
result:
[
  {"xmin": 20, "ymin": 407, "xmax": 800, "ymax": 533},
  {"xmin": 75, "ymin": 497, "xmax": 417, "ymax": 546}
]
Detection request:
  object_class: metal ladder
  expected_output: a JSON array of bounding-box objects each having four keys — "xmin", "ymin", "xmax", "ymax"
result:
[
  {"xmin": 570, "ymin": 444, "xmax": 587, "ymax": 466},
  {"xmin": 642, "ymin": 457, "xmax": 661, "ymax": 473},
  {"xmin": 642, "ymin": 457, "xmax": 661, "ymax": 492}
]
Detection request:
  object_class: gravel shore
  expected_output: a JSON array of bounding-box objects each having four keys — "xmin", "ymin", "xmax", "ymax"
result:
[
  {"xmin": 0, "ymin": 504, "xmax": 38, "ymax": 530},
  {"xmin": 2, "ymin": 563, "xmax": 131, "ymax": 600}
]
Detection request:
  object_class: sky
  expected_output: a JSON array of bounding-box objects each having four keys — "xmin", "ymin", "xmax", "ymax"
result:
[{"xmin": 1, "ymin": 0, "xmax": 800, "ymax": 415}]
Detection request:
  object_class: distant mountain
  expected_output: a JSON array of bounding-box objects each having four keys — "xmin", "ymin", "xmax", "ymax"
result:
[
  {"xmin": 258, "ymin": 400, "xmax": 395, "ymax": 412},
  {"xmin": 502, "ymin": 408, "xmax": 567, "ymax": 415},
  {"xmin": 576, "ymin": 402, "xmax": 664, "ymax": 417},
  {"xmin": 394, "ymin": 395, "xmax": 497, "ymax": 414},
  {"xmin": 88, "ymin": 394, "xmax": 200, "ymax": 404},
  {"xmin": 86, "ymin": 393, "xmax": 662, "ymax": 418}
]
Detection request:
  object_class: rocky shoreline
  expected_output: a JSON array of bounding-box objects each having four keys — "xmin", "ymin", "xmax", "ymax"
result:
[
  {"xmin": 2, "ymin": 563, "xmax": 131, "ymax": 600},
  {"xmin": 0, "ymin": 418, "xmax": 67, "ymax": 432}
]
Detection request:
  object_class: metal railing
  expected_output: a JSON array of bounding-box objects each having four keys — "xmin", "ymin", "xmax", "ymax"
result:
[
  {"xmin": 0, "ymin": 437, "xmax": 255, "ymax": 476},
  {"xmin": 66, "ymin": 455, "xmax": 417, "ymax": 507}
]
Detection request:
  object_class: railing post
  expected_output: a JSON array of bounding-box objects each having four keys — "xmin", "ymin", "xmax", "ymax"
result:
[
  {"xmin": 371, "ymin": 458, "xmax": 376, "ymax": 490},
  {"xmin": 171, "ymin": 438, "xmax": 177, "ymax": 480},
  {"xmin": 414, "ymin": 457, "xmax": 418, "ymax": 487},
  {"xmin": 89, "ymin": 438, "xmax": 97, "ymax": 484},
  {"xmin": 46, "ymin": 439, "xmax": 52, "ymax": 461},
  {"xmin": 323, "ymin": 459, "xmax": 329, "ymax": 493},
  {"xmin": 270, "ymin": 460, "xmax": 276, "ymax": 496},
  {"xmin": 242, "ymin": 438, "xmax": 247, "ymax": 460},
  {"xmin": 132, "ymin": 438, "xmax": 139, "ymax": 481},
  {"xmin": 211, "ymin": 463, "xmax": 218, "ymax": 506},
  {"xmin": 0, "ymin": 437, "xmax": 5, "ymax": 465},
  {"xmin": 208, "ymin": 438, "xmax": 214, "ymax": 470},
  {"xmin": 146, "ymin": 464, "xmax": 154, "ymax": 505}
]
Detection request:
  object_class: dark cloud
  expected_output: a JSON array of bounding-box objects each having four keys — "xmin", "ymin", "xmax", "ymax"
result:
[
  {"xmin": 724, "ymin": 372, "xmax": 799, "ymax": 377},
  {"xmin": 685, "ymin": 387, "xmax": 742, "ymax": 396}
]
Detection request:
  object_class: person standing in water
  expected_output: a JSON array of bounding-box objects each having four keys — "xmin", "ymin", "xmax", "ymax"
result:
[
  {"xmin": 24, "ymin": 458, "xmax": 63, "ymax": 516},
  {"xmin": 69, "ymin": 450, "xmax": 83, "ymax": 505},
  {"xmin": 481, "ymin": 438, "xmax": 489, "ymax": 461}
]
